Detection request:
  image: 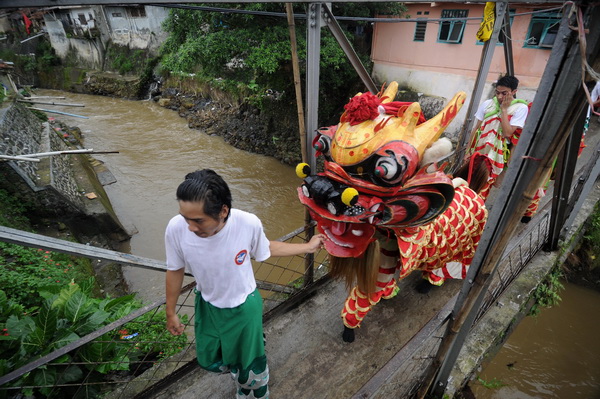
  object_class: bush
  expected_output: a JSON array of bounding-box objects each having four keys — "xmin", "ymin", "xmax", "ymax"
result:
[
  {"xmin": 1, "ymin": 283, "xmax": 188, "ymax": 398},
  {"xmin": 583, "ymin": 205, "xmax": 600, "ymax": 269},
  {"xmin": 0, "ymin": 182, "xmax": 188, "ymax": 398},
  {"xmin": 159, "ymin": 3, "xmax": 406, "ymax": 118},
  {"xmin": 106, "ymin": 45, "xmax": 150, "ymax": 76},
  {"xmin": 0, "ymin": 243, "xmax": 92, "ymax": 311}
]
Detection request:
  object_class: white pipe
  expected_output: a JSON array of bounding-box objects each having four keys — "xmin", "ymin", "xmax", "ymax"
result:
[
  {"xmin": 19, "ymin": 149, "xmax": 95, "ymax": 158},
  {"xmin": 0, "ymin": 155, "xmax": 41, "ymax": 162}
]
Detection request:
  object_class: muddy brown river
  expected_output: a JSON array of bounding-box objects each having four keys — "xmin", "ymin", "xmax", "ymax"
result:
[
  {"xmin": 472, "ymin": 282, "xmax": 600, "ymax": 399},
  {"xmin": 36, "ymin": 89, "xmax": 305, "ymax": 302},
  {"xmin": 36, "ymin": 90, "xmax": 600, "ymax": 398}
]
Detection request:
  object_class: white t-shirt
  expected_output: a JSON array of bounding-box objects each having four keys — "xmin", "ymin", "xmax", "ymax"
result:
[
  {"xmin": 165, "ymin": 208, "xmax": 271, "ymax": 308},
  {"xmin": 475, "ymin": 99, "xmax": 529, "ymax": 128},
  {"xmin": 591, "ymin": 81, "xmax": 600, "ymax": 103}
]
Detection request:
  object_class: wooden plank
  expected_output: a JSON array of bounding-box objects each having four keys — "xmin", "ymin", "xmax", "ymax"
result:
[
  {"xmin": 0, "ymin": 225, "xmax": 167, "ymax": 270},
  {"xmin": 0, "ymin": 226, "xmax": 297, "ymax": 295},
  {"xmin": 352, "ymin": 294, "xmax": 457, "ymax": 399},
  {"xmin": 17, "ymin": 99, "xmax": 85, "ymax": 107}
]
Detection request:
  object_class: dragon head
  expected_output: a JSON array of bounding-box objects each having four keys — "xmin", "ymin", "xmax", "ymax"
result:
[{"xmin": 298, "ymin": 82, "xmax": 466, "ymax": 258}]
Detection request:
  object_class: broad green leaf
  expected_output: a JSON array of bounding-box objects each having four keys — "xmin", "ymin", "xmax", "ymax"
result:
[
  {"xmin": 102, "ymin": 354, "xmax": 130, "ymax": 373},
  {"xmin": 51, "ymin": 283, "xmax": 80, "ymax": 312},
  {"xmin": 0, "ymin": 358, "xmax": 11, "ymax": 376},
  {"xmin": 39, "ymin": 291, "xmax": 57, "ymax": 301},
  {"xmin": 79, "ymin": 277, "xmax": 96, "ymax": 295},
  {"xmin": 72, "ymin": 309, "xmax": 110, "ymax": 336},
  {"xmin": 65, "ymin": 291, "xmax": 91, "ymax": 323},
  {"xmin": 52, "ymin": 331, "xmax": 80, "ymax": 350},
  {"xmin": 6, "ymin": 315, "xmax": 35, "ymax": 339},
  {"xmin": 56, "ymin": 364, "xmax": 83, "ymax": 384},
  {"xmin": 103, "ymin": 293, "xmax": 137, "ymax": 312},
  {"xmin": 33, "ymin": 366, "xmax": 56, "ymax": 387},
  {"xmin": 79, "ymin": 341, "xmax": 103, "ymax": 364},
  {"xmin": 26, "ymin": 326, "xmax": 46, "ymax": 349},
  {"xmin": 33, "ymin": 304, "xmax": 58, "ymax": 342},
  {"xmin": 53, "ymin": 353, "xmax": 71, "ymax": 363}
]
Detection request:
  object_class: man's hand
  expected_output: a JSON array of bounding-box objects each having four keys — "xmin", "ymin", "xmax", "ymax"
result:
[
  {"xmin": 305, "ymin": 233, "xmax": 326, "ymax": 254},
  {"xmin": 500, "ymin": 91, "xmax": 513, "ymax": 111},
  {"xmin": 166, "ymin": 313, "xmax": 185, "ymax": 336},
  {"xmin": 269, "ymin": 233, "xmax": 327, "ymax": 257}
]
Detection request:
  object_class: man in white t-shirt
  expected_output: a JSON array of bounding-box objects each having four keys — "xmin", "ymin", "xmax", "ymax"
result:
[{"xmin": 165, "ymin": 169, "xmax": 324, "ymax": 399}]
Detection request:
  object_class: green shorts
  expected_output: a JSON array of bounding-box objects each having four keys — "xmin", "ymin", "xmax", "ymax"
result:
[{"xmin": 194, "ymin": 289, "xmax": 266, "ymax": 372}]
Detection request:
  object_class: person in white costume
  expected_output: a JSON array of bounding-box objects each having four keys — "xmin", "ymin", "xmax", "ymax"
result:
[
  {"xmin": 464, "ymin": 75, "xmax": 529, "ymax": 200},
  {"xmin": 165, "ymin": 169, "xmax": 324, "ymax": 399}
]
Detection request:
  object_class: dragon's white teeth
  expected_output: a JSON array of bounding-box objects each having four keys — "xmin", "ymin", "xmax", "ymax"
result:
[{"xmin": 323, "ymin": 227, "xmax": 354, "ymax": 248}]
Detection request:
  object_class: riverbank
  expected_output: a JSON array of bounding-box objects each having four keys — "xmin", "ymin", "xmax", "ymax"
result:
[
  {"xmin": 36, "ymin": 67, "xmax": 307, "ymax": 165},
  {"xmin": 0, "ymin": 101, "xmax": 133, "ymax": 296}
]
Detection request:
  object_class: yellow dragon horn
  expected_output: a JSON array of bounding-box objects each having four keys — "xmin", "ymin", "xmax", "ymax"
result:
[
  {"xmin": 380, "ymin": 81, "xmax": 398, "ymax": 104},
  {"xmin": 413, "ymin": 92, "xmax": 467, "ymax": 157}
]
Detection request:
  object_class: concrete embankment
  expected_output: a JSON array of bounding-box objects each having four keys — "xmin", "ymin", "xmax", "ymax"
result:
[{"xmin": 0, "ymin": 101, "xmax": 133, "ymax": 295}]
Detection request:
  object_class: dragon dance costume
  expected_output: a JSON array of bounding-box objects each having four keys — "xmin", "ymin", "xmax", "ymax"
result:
[
  {"xmin": 341, "ymin": 183, "xmax": 487, "ymax": 327},
  {"xmin": 469, "ymin": 97, "xmax": 529, "ymax": 200},
  {"xmin": 296, "ymin": 82, "xmax": 489, "ymax": 337}
]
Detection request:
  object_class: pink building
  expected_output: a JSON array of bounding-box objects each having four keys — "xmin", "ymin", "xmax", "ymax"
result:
[{"xmin": 371, "ymin": 2, "xmax": 562, "ymax": 134}]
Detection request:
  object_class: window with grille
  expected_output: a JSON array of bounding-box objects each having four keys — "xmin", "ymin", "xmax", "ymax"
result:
[
  {"xmin": 127, "ymin": 6, "xmax": 146, "ymax": 18},
  {"xmin": 525, "ymin": 10, "xmax": 561, "ymax": 49},
  {"xmin": 438, "ymin": 9, "xmax": 468, "ymax": 43},
  {"xmin": 414, "ymin": 19, "xmax": 427, "ymax": 42}
]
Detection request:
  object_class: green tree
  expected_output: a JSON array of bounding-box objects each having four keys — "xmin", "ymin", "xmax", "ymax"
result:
[{"xmin": 159, "ymin": 3, "xmax": 406, "ymax": 118}]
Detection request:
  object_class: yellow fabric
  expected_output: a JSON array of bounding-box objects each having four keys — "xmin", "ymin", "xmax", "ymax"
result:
[{"xmin": 476, "ymin": 2, "xmax": 496, "ymax": 42}]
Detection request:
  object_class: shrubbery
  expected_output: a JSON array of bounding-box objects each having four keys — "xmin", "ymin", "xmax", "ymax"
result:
[
  {"xmin": 0, "ymin": 188, "xmax": 188, "ymax": 398},
  {"xmin": 159, "ymin": 3, "xmax": 406, "ymax": 118}
]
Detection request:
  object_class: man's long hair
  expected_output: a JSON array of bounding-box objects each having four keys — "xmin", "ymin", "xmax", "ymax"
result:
[{"xmin": 176, "ymin": 169, "xmax": 232, "ymax": 221}]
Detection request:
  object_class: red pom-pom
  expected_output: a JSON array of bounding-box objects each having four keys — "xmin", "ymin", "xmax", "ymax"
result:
[{"xmin": 343, "ymin": 92, "xmax": 381, "ymax": 126}]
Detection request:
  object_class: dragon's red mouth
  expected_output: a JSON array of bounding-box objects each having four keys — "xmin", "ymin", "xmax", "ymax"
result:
[{"xmin": 314, "ymin": 214, "xmax": 376, "ymax": 258}]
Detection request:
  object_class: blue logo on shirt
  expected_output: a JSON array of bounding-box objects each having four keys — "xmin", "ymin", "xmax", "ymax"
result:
[{"xmin": 235, "ymin": 250, "xmax": 248, "ymax": 265}]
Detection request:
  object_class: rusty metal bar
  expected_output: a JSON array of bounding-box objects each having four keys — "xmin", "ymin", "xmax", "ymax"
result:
[{"xmin": 322, "ymin": 4, "xmax": 377, "ymax": 94}]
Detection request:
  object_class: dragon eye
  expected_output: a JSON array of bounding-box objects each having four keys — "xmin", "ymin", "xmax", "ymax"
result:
[
  {"xmin": 373, "ymin": 155, "xmax": 406, "ymax": 185},
  {"xmin": 375, "ymin": 157, "xmax": 397, "ymax": 179},
  {"xmin": 313, "ymin": 135, "xmax": 331, "ymax": 156}
]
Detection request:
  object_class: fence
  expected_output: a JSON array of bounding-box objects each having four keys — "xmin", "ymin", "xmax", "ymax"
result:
[
  {"xmin": 0, "ymin": 226, "xmax": 329, "ymax": 399},
  {"xmin": 352, "ymin": 206, "xmax": 553, "ymax": 398}
]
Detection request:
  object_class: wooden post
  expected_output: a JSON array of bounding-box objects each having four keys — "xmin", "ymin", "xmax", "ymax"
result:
[
  {"xmin": 286, "ymin": 2, "xmax": 314, "ymax": 286},
  {"xmin": 286, "ymin": 3, "xmax": 307, "ymax": 163}
]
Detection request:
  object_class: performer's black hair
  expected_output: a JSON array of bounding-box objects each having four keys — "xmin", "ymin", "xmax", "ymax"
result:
[
  {"xmin": 496, "ymin": 75, "xmax": 519, "ymax": 91},
  {"xmin": 176, "ymin": 169, "xmax": 232, "ymax": 221}
]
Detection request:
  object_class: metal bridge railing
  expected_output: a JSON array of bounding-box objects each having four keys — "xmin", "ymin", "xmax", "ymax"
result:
[
  {"xmin": 0, "ymin": 226, "xmax": 329, "ymax": 399},
  {"xmin": 352, "ymin": 203, "xmax": 554, "ymax": 398},
  {"xmin": 475, "ymin": 208, "xmax": 551, "ymax": 324}
]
